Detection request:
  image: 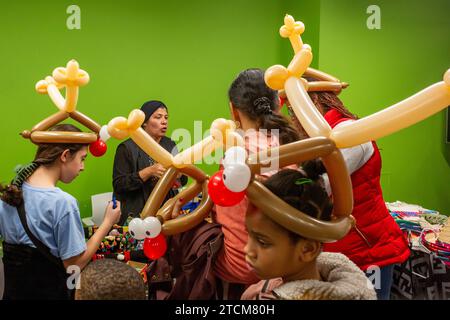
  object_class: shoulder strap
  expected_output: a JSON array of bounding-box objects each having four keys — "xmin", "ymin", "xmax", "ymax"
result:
[{"xmin": 16, "ymin": 203, "xmax": 66, "ymax": 272}]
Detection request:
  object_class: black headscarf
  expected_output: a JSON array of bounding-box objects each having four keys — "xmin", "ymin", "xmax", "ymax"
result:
[{"xmin": 140, "ymin": 100, "xmax": 167, "ymax": 123}]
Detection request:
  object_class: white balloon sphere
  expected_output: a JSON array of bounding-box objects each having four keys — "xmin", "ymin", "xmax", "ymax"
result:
[
  {"xmin": 223, "ymin": 163, "xmax": 251, "ymax": 192},
  {"xmin": 99, "ymin": 125, "xmax": 111, "ymax": 142},
  {"xmin": 223, "ymin": 146, "xmax": 247, "ymax": 168},
  {"xmin": 128, "ymin": 218, "xmax": 146, "ymax": 240},
  {"xmin": 142, "ymin": 217, "xmax": 162, "ymax": 238}
]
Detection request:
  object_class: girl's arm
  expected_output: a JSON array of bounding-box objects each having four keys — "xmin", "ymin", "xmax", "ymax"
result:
[{"xmin": 63, "ymin": 201, "xmax": 121, "ymax": 270}]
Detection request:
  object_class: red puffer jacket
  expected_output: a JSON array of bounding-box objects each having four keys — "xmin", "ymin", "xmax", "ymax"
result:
[{"xmin": 322, "ymin": 109, "xmax": 410, "ymax": 270}]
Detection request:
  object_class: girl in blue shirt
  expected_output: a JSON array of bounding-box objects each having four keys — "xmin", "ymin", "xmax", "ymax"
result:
[{"xmin": 0, "ymin": 124, "xmax": 121, "ymax": 300}]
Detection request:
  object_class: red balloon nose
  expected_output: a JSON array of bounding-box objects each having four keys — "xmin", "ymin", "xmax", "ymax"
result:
[
  {"xmin": 207, "ymin": 170, "xmax": 245, "ymax": 207},
  {"xmin": 89, "ymin": 139, "xmax": 107, "ymax": 157}
]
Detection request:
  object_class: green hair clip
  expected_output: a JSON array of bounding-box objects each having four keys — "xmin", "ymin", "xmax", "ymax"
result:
[
  {"xmin": 11, "ymin": 162, "xmax": 39, "ymax": 188},
  {"xmin": 295, "ymin": 178, "xmax": 313, "ymax": 186}
]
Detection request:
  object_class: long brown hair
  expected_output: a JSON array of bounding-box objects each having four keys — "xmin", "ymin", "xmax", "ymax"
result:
[
  {"xmin": 304, "ymin": 76, "xmax": 358, "ymax": 120},
  {"xmin": 228, "ymin": 68, "xmax": 300, "ymax": 145},
  {"xmin": 0, "ymin": 124, "xmax": 88, "ymax": 207}
]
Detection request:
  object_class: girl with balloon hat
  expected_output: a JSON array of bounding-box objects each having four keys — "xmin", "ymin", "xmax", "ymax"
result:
[
  {"xmin": 295, "ymin": 79, "xmax": 410, "ymax": 300},
  {"xmin": 0, "ymin": 124, "xmax": 121, "ymax": 300},
  {"xmin": 0, "ymin": 60, "xmax": 121, "ymax": 300},
  {"xmin": 241, "ymin": 167, "xmax": 376, "ymax": 300},
  {"xmin": 211, "ymin": 68, "xmax": 300, "ymax": 299}
]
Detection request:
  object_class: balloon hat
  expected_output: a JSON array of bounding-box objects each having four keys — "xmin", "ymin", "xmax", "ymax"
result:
[
  {"xmin": 210, "ymin": 14, "xmax": 450, "ymax": 242},
  {"xmin": 267, "ymin": 15, "xmax": 450, "ymax": 148},
  {"xmin": 212, "ymin": 136, "xmax": 356, "ymax": 242},
  {"xmin": 107, "ymin": 110, "xmax": 245, "ymax": 259},
  {"xmin": 107, "ymin": 111, "xmax": 244, "ymax": 236},
  {"xmin": 21, "ymin": 60, "xmax": 109, "ymax": 156}
]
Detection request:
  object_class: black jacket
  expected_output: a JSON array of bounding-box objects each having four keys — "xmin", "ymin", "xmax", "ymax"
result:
[{"xmin": 112, "ymin": 137, "xmax": 187, "ymax": 225}]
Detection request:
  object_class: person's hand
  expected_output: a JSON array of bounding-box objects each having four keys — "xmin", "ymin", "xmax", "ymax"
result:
[
  {"xmin": 102, "ymin": 200, "xmax": 121, "ymax": 227},
  {"xmin": 171, "ymin": 198, "xmax": 184, "ymax": 219},
  {"xmin": 148, "ymin": 163, "xmax": 166, "ymax": 179}
]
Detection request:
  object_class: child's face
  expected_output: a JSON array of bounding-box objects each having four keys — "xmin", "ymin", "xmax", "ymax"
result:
[
  {"xmin": 60, "ymin": 147, "xmax": 88, "ymax": 183},
  {"xmin": 244, "ymin": 205, "xmax": 305, "ymax": 280}
]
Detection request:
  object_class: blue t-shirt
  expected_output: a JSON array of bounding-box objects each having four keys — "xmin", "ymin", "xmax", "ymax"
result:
[{"xmin": 0, "ymin": 182, "xmax": 87, "ymax": 260}]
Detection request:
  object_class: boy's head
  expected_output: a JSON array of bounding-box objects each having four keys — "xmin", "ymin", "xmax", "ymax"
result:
[
  {"xmin": 244, "ymin": 164, "xmax": 332, "ymax": 281},
  {"xmin": 75, "ymin": 259, "xmax": 146, "ymax": 300}
]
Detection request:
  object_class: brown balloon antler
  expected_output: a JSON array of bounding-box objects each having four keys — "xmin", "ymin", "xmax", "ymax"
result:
[
  {"xmin": 21, "ymin": 60, "xmax": 101, "ymax": 144},
  {"xmin": 244, "ymin": 136, "xmax": 354, "ymax": 242}
]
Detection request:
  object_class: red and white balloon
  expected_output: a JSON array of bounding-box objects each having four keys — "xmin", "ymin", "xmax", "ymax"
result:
[
  {"xmin": 208, "ymin": 146, "xmax": 251, "ymax": 206},
  {"xmin": 128, "ymin": 217, "xmax": 166, "ymax": 260}
]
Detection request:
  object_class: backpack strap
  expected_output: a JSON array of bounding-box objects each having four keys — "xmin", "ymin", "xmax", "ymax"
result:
[{"xmin": 16, "ymin": 202, "xmax": 66, "ymax": 273}]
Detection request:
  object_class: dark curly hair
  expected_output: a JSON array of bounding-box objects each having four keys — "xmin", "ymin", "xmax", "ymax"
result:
[
  {"xmin": 262, "ymin": 160, "xmax": 332, "ymax": 243},
  {"xmin": 228, "ymin": 68, "xmax": 300, "ymax": 145}
]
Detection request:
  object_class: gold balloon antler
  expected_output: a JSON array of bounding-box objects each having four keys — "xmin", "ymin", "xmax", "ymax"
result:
[
  {"xmin": 21, "ymin": 60, "xmax": 100, "ymax": 144},
  {"xmin": 280, "ymin": 14, "xmax": 305, "ymax": 54},
  {"xmin": 268, "ymin": 15, "xmax": 450, "ymax": 149},
  {"xmin": 172, "ymin": 118, "xmax": 244, "ymax": 168},
  {"xmin": 108, "ymin": 109, "xmax": 174, "ymax": 167},
  {"xmin": 330, "ymin": 69, "xmax": 450, "ymax": 147},
  {"xmin": 277, "ymin": 15, "xmax": 348, "ymax": 94}
]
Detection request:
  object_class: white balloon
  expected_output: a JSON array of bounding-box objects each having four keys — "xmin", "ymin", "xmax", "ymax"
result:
[
  {"xmin": 99, "ymin": 125, "xmax": 111, "ymax": 142},
  {"xmin": 128, "ymin": 218, "xmax": 146, "ymax": 240},
  {"xmin": 223, "ymin": 146, "xmax": 247, "ymax": 168},
  {"xmin": 223, "ymin": 163, "xmax": 251, "ymax": 192},
  {"xmin": 142, "ymin": 217, "xmax": 162, "ymax": 238}
]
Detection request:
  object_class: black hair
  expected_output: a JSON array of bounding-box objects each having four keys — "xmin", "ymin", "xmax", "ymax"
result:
[
  {"xmin": 262, "ymin": 160, "xmax": 332, "ymax": 243},
  {"xmin": 77, "ymin": 259, "xmax": 146, "ymax": 300},
  {"xmin": 228, "ymin": 68, "xmax": 300, "ymax": 145},
  {"xmin": 0, "ymin": 124, "xmax": 87, "ymax": 207}
]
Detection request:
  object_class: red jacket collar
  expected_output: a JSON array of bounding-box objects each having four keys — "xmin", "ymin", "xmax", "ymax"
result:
[{"xmin": 324, "ymin": 109, "xmax": 346, "ymax": 128}]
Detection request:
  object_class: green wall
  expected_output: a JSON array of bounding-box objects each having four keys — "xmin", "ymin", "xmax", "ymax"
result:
[
  {"xmin": 318, "ymin": 0, "xmax": 450, "ymax": 214},
  {"xmin": 0, "ymin": 0, "xmax": 448, "ymax": 218},
  {"xmin": 0, "ymin": 0, "xmax": 289, "ymax": 217}
]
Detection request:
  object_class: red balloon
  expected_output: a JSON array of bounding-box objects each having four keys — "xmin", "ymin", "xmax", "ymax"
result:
[
  {"xmin": 143, "ymin": 233, "xmax": 167, "ymax": 260},
  {"xmin": 89, "ymin": 139, "xmax": 107, "ymax": 157},
  {"xmin": 207, "ymin": 170, "xmax": 245, "ymax": 207}
]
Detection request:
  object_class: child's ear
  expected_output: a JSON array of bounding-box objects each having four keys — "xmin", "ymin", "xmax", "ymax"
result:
[
  {"xmin": 229, "ymin": 102, "xmax": 240, "ymax": 122},
  {"xmin": 297, "ymin": 239, "xmax": 321, "ymax": 263},
  {"xmin": 60, "ymin": 149, "xmax": 71, "ymax": 163}
]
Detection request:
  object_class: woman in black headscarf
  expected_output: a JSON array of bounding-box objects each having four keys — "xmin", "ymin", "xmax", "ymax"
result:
[{"xmin": 112, "ymin": 100, "xmax": 187, "ymax": 225}]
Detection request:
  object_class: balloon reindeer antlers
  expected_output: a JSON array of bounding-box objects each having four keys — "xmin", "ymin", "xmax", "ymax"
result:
[
  {"xmin": 274, "ymin": 14, "xmax": 349, "ymax": 96},
  {"xmin": 107, "ymin": 110, "xmax": 244, "ymax": 237},
  {"xmin": 21, "ymin": 60, "xmax": 109, "ymax": 156},
  {"xmin": 268, "ymin": 14, "xmax": 450, "ymax": 148},
  {"xmin": 209, "ymin": 137, "xmax": 355, "ymax": 242}
]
